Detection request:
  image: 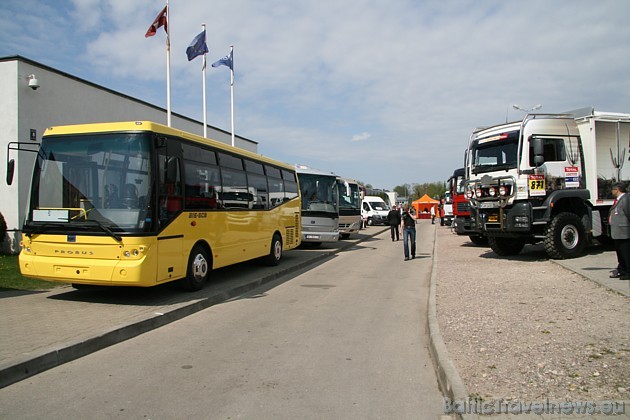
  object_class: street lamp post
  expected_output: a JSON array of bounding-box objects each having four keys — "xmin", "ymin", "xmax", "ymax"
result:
[{"xmin": 513, "ymin": 104, "xmax": 542, "ymax": 113}]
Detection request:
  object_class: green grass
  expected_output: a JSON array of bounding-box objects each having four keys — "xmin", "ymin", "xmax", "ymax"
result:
[{"xmin": 0, "ymin": 255, "xmax": 62, "ymax": 291}]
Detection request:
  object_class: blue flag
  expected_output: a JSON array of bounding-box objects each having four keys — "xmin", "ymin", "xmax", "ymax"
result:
[
  {"xmin": 186, "ymin": 30, "xmax": 208, "ymax": 61},
  {"xmin": 211, "ymin": 50, "xmax": 233, "ymax": 70}
]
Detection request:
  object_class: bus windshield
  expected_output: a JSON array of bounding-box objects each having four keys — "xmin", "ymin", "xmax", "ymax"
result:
[
  {"xmin": 299, "ymin": 173, "xmax": 338, "ymax": 216},
  {"xmin": 338, "ymin": 181, "xmax": 360, "ymax": 211},
  {"xmin": 26, "ymin": 133, "xmax": 153, "ymax": 235}
]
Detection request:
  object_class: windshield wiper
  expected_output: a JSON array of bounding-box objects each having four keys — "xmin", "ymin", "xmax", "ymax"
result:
[{"xmin": 80, "ymin": 220, "xmax": 123, "ymax": 242}]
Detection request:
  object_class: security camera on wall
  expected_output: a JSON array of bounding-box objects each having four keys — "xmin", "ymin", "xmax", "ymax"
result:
[{"xmin": 27, "ymin": 74, "xmax": 40, "ymax": 90}]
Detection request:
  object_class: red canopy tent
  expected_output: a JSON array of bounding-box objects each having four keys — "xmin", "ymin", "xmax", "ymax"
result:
[{"xmin": 412, "ymin": 194, "xmax": 439, "ymax": 219}]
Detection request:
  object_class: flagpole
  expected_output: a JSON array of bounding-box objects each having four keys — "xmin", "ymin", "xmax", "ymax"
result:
[
  {"xmin": 230, "ymin": 45, "xmax": 235, "ymax": 147},
  {"xmin": 202, "ymin": 24, "xmax": 207, "ymax": 138},
  {"xmin": 165, "ymin": 0, "xmax": 172, "ymax": 127}
]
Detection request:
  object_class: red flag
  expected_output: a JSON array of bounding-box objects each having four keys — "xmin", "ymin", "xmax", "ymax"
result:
[{"xmin": 145, "ymin": 6, "xmax": 168, "ymax": 38}]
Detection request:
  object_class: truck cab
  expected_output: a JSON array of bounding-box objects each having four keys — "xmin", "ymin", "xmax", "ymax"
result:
[{"xmin": 465, "ymin": 115, "xmax": 588, "ymax": 258}]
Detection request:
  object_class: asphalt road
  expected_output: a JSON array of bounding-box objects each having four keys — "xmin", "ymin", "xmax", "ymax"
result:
[{"xmin": 0, "ymin": 223, "xmax": 445, "ymax": 419}]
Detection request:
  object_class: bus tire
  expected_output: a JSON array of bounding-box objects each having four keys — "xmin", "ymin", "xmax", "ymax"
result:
[
  {"xmin": 544, "ymin": 212, "xmax": 586, "ymax": 259},
  {"xmin": 181, "ymin": 244, "xmax": 210, "ymax": 291},
  {"xmin": 264, "ymin": 234, "xmax": 282, "ymax": 266},
  {"xmin": 488, "ymin": 236, "xmax": 525, "ymax": 256}
]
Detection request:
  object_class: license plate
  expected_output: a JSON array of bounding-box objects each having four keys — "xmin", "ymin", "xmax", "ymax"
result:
[
  {"xmin": 305, "ymin": 235, "xmax": 319, "ymax": 239},
  {"xmin": 479, "ymin": 202, "xmax": 498, "ymax": 209}
]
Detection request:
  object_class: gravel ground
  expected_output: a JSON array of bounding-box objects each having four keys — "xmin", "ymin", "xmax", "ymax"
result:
[{"xmin": 435, "ymin": 227, "xmax": 629, "ymax": 403}]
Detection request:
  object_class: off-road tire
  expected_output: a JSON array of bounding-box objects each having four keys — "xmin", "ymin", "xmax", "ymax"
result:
[
  {"xmin": 544, "ymin": 212, "xmax": 586, "ymax": 259},
  {"xmin": 468, "ymin": 235, "xmax": 488, "ymax": 246},
  {"xmin": 488, "ymin": 236, "xmax": 525, "ymax": 256}
]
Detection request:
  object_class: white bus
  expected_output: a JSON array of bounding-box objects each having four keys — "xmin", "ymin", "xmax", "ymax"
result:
[
  {"xmin": 337, "ymin": 178, "xmax": 361, "ymax": 239},
  {"xmin": 295, "ymin": 165, "xmax": 339, "ymax": 244}
]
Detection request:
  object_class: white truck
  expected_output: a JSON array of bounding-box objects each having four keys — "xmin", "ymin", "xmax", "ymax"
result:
[
  {"xmin": 465, "ymin": 108, "xmax": 630, "ymax": 258},
  {"xmin": 361, "ymin": 195, "xmax": 390, "ymax": 226}
]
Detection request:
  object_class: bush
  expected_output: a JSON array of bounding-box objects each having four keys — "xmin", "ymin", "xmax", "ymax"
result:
[{"xmin": 0, "ymin": 212, "xmax": 6, "ymax": 240}]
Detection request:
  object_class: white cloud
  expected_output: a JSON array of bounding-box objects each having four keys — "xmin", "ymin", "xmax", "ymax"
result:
[
  {"xmin": 351, "ymin": 132, "xmax": 371, "ymax": 142},
  {"xmin": 1, "ymin": 0, "xmax": 629, "ymax": 188}
]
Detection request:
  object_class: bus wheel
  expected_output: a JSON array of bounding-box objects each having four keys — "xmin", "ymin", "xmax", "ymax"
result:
[
  {"xmin": 181, "ymin": 245, "xmax": 209, "ymax": 291},
  {"xmin": 264, "ymin": 234, "xmax": 282, "ymax": 266}
]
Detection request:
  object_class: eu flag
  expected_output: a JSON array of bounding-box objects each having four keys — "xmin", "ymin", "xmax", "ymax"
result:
[
  {"xmin": 212, "ymin": 50, "xmax": 233, "ymax": 70},
  {"xmin": 186, "ymin": 30, "xmax": 209, "ymax": 61}
]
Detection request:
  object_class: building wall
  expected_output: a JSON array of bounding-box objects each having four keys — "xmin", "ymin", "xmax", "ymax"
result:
[{"xmin": 0, "ymin": 56, "xmax": 258, "ymax": 253}]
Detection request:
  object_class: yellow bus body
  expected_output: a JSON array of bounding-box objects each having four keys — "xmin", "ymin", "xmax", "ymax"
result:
[{"xmin": 19, "ymin": 121, "xmax": 301, "ymax": 287}]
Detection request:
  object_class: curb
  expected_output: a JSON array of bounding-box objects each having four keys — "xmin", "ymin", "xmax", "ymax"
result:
[
  {"xmin": 0, "ymin": 227, "xmax": 387, "ymax": 389},
  {"xmin": 427, "ymin": 225, "xmax": 479, "ymax": 420}
]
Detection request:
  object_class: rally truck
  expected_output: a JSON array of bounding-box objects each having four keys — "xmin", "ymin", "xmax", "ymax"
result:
[
  {"xmin": 465, "ymin": 108, "xmax": 630, "ymax": 259},
  {"xmin": 449, "ymin": 167, "xmax": 487, "ymax": 245}
]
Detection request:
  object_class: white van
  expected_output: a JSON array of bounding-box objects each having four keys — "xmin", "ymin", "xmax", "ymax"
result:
[{"xmin": 361, "ymin": 196, "xmax": 390, "ymax": 226}]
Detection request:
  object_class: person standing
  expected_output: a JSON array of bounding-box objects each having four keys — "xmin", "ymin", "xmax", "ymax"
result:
[
  {"xmin": 387, "ymin": 204, "xmax": 401, "ymax": 241},
  {"xmin": 609, "ymin": 182, "xmax": 630, "ymax": 280},
  {"xmin": 401, "ymin": 204, "xmax": 416, "ymax": 261},
  {"xmin": 430, "ymin": 205, "xmax": 436, "ymax": 224}
]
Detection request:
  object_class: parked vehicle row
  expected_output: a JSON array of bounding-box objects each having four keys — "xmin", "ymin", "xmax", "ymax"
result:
[{"xmin": 450, "ymin": 108, "xmax": 630, "ymax": 259}]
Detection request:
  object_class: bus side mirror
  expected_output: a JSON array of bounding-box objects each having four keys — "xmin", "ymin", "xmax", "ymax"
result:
[
  {"xmin": 532, "ymin": 138, "xmax": 544, "ymax": 167},
  {"xmin": 6, "ymin": 159, "xmax": 14, "ymax": 185}
]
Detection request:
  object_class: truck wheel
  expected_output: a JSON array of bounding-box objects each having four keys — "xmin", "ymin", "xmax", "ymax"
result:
[
  {"xmin": 180, "ymin": 244, "xmax": 210, "ymax": 291},
  {"xmin": 488, "ymin": 236, "xmax": 525, "ymax": 256},
  {"xmin": 468, "ymin": 235, "xmax": 488, "ymax": 246},
  {"xmin": 544, "ymin": 212, "xmax": 586, "ymax": 259},
  {"xmin": 263, "ymin": 234, "xmax": 282, "ymax": 266}
]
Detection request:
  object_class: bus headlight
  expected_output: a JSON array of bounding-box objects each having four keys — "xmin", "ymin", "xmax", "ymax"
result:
[{"xmin": 123, "ymin": 247, "xmax": 145, "ymax": 258}]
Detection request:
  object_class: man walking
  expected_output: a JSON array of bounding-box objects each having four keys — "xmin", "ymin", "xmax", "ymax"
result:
[
  {"xmin": 609, "ymin": 182, "xmax": 630, "ymax": 280},
  {"xmin": 401, "ymin": 204, "xmax": 417, "ymax": 261},
  {"xmin": 387, "ymin": 204, "xmax": 401, "ymax": 241}
]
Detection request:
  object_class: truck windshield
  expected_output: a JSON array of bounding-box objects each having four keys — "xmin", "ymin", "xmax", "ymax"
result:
[
  {"xmin": 455, "ymin": 175, "xmax": 466, "ymax": 194},
  {"xmin": 368, "ymin": 201, "xmax": 388, "ymax": 211},
  {"xmin": 26, "ymin": 133, "xmax": 154, "ymax": 235},
  {"xmin": 472, "ymin": 131, "xmax": 519, "ymax": 174}
]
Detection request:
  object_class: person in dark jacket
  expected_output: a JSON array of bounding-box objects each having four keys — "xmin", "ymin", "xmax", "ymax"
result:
[
  {"xmin": 387, "ymin": 205, "xmax": 401, "ymax": 241},
  {"xmin": 609, "ymin": 182, "xmax": 630, "ymax": 280},
  {"xmin": 401, "ymin": 204, "xmax": 417, "ymax": 260}
]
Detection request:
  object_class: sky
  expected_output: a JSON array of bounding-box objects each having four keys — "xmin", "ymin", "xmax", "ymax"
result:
[{"xmin": 1, "ymin": 0, "xmax": 629, "ymax": 190}]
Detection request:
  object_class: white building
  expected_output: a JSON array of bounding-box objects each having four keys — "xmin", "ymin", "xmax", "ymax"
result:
[{"xmin": 0, "ymin": 55, "xmax": 258, "ymax": 254}]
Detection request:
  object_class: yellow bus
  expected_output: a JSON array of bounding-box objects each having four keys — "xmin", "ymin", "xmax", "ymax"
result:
[{"xmin": 11, "ymin": 121, "xmax": 301, "ymax": 291}]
